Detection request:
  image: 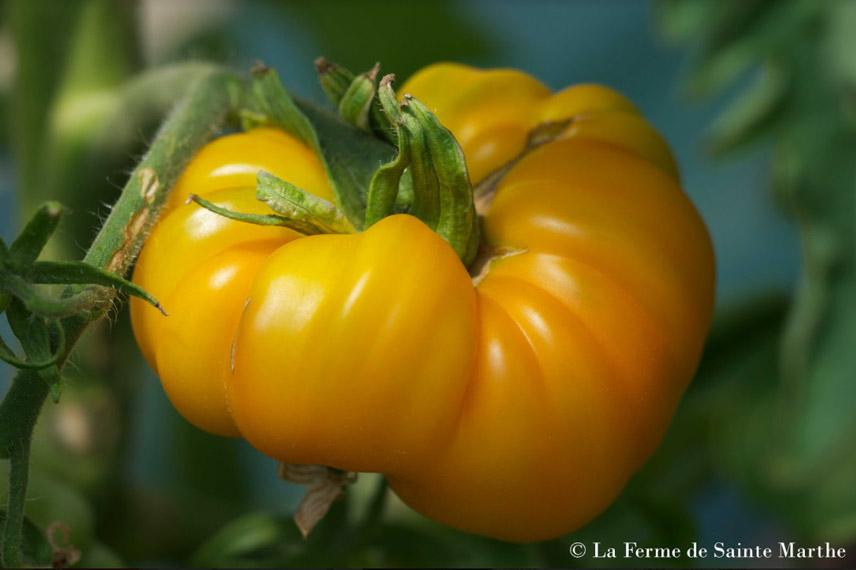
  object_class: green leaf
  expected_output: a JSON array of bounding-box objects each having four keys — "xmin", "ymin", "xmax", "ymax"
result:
[
  {"xmin": 251, "ymin": 66, "xmax": 319, "ymax": 151},
  {"xmin": 0, "ymin": 272, "xmax": 105, "ymax": 319},
  {"xmin": 317, "ymin": 59, "xmax": 396, "ymax": 144},
  {"xmin": 707, "ymin": 64, "xmax": 789, "ymax": 155},
  {"xmin": 824, "ymin": 0, "xmax": 856, "ymax": 88},
  {"xmin": 188, "ymin": 194, "xmax": 294, "ymax": 227},
  {"xmin": 0, "ymin": 319, "xmax": 64, "ymax": 371},
  {"xmin": 256, "ymin": 171, "xmax": 357, "ymax": 234},
  {"xmin": 299, "ymin": 100, "xmax": 398, "ymax": 230},
  {"xmin": 665, "ymin": 0, "xmax": 856, "ymax": 543},
  {"xmin": 368, "ymin": 79, "xmax": 479, "ymax": 264},
  {"xmin": 655, "ymin": 0, "xmax": 718, "ymax": 44},
  {"xmin": 5, "ymin": 299, "xmax": 64, "ymax": 400},
  {"xmin": 8, "ymin": 202, "xmax": 65, "ymax": 268},
  {"xmin": 76, "ymin": 541, "xmax": 124, "ymax": 569},
  {"xmin": 686, "ymin": 1, "xmax": 822, "ymax": 96},
  {"xmin": 0, "ymin": 292, "xmax": 9, "ymax": 316},
  {"xmin": 23, "ymin": 260, "xmax": 165, "ymax": 315},
  {"xmin": 190, "ymin": 512, "xmax": 305, "ymax": 568},
  {"xmin": 0, "ymin": 238, "xmax": 9, "ymax": 266}
]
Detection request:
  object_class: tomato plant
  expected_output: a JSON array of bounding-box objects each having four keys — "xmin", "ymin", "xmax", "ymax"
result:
[{"xmin": 130, "ymin": 62, "xmax": 715, "ymax": 542}]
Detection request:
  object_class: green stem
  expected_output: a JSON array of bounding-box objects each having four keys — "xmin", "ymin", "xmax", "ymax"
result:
[
  {"xmin": 0, "ymin": 320, "xmax": 64, "ymax": 371},
  {"xmin": 0, "ymin": 273, "xmax": 109, "ymax": 319},
  {"xmin": 362, "ymin": 476, "xmax": 388, "ymax": 529},
  {"xmin": 79, "ymin": 68, "xmax": 243, "ymax": 277},
  {"xmin": 0, "ymin": 64, "xmax": 245, "ymax": 562},
  {"xmin": 7, "ymin": 202, "xmax": 65, "ymax": 268},
  {"xmin": 1, "ymin": 437, "xmax": 33, "ymax": 568},
  {"xmin": 24, "ymin": 261, "xmax": 166, "ymax": 314}
]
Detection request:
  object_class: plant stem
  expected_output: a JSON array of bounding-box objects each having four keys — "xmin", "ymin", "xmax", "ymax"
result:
[
  {"xmin": 1, "ymin": 436, "xmax": 33, "ymax": 568},
  {"xmin": 0, "ymin": 373, "xmax": 45, "ymax": 567},
  {"xmin": 0, "ymin": 64, "xmax": 245, "ymax": 563},
  {"xmin": 78, "ymin": 68, "xmax": 243, "ymax": 278},
  {"xmin": 362, "ymin": 476, "xmax": 388, "ymax": 529}
]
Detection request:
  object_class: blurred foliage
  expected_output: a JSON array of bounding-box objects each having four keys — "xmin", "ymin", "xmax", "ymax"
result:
[
  {"xmin": 8, "ymin": 0, "xmax": 140, "ymax": 222},
  {"xmin": 267, "ymin": 0, "xmax": 497, "ymax": 81},
  {"xmin": 658, "ymin": 0, "xmax": 856, "ymax": 544},
  {"xmin": 162, "ymin": 0, "xmax": 497, "ymax": 83}
]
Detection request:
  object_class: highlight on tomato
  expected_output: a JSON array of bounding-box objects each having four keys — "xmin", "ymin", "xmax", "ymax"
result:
[{"xmin": 130, "ymin": 61, "xmax": 715, "ymax": 542}]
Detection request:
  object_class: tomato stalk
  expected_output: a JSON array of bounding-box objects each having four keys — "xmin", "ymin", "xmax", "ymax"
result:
[
  {"xmin": 0, "ymin": 66, "xmax": 244, "ymax": 567},
  {"xmin": 2, "ymin": 438, "xmax": 32, "ymax": 568}
]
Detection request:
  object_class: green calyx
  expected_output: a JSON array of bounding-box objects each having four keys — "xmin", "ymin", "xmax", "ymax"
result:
[
  {"xmin": 316, "ymin": 57, "xmax": 394, "ymax": 143},
  {"xmin": 189, "ymin": 171, "xmax": 356, "ymax": 236},
  {"xmin": 220, "ymin": 60, "xmax": 482, "ymax": 267},
  {"xmin": 338, "ymin": 63, "xmax": 379, "ymax": 133},
  {"xmin": 316, "ymin": 62, "xmax": 479, "ymax": 265},
  {"xmin": 245, "ymin": 64, "xmax": 397, "ymax": 231},
  {"xmin": 365, "ymin": 75, "xmax": 479, "ymax": 266}
]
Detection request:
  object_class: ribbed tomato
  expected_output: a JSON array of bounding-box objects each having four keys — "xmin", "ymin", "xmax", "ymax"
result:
[{"xmin": 131, "ymin": 64, "xmax": 714, "ymax": 541}]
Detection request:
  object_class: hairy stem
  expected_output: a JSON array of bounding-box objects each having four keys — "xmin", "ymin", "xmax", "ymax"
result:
[
  {"xmin": 1, "ymin": 438, "xmax": 32, "ymax": 568},
  {"xmin": 0, "ymin": 64, "xmax": 244, "ymax": 563},
  {"xmin": 0, "ymin": 375, "xmax": 45, "ymax": 567},
  {"xmin": 80, "ymin": 69, "xmax": 242, "ymax": 277}
]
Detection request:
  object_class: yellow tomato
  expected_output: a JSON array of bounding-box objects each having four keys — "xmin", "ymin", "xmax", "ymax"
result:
[{"xmin": 131, "ymin": 66, "xmax": 714, "ymax": 542}]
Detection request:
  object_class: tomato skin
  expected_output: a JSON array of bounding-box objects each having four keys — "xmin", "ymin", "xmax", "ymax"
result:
[
  {"xmin": 229, "ymin": 214, "xmax": 477, "ymax": 474},
  {"xmin": 167, "ymin": 127, "xmax": 335, "ymax": 211},
  {"xmin": 402, "ymin": 62, "xmax": 678, "ymax": 182},
  {"xmin": 131, "ymin": 65, "xmax": 714, "ymax": 542},
  {"xmin": 388, "ymin": 139, "xmax": 713, "ymax": 541}
]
